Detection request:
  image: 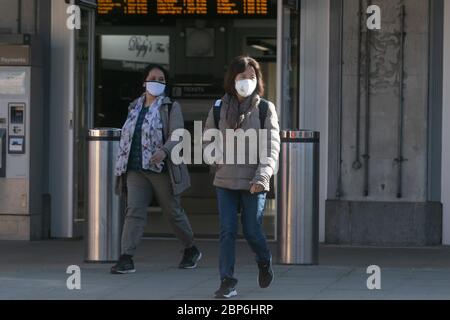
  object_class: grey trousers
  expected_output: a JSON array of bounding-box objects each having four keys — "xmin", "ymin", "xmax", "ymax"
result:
[{"xmin": 121, "ymin": 170, "xmax": 195, "ymax": 256}]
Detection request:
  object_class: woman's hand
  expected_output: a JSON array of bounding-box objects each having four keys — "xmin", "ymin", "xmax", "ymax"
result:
[
  {"xmin": 150, "ymin": 150, "xmax": 167, "ymax": 164},
  {"xmin": 250, "ymin": 183, "xmax": 264, "ymax": 194}
]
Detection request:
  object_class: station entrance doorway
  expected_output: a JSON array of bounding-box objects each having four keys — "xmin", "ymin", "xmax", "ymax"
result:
[{"xmin": 93, "ymin": 0, "xmax": 300, "ymax": 239}]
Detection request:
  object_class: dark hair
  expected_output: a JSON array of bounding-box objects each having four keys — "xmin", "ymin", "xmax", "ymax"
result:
[
  {"xmin": 224, "ymin": 56, "xmax": 265, "ymax": 97},
  {"xmin": 141, "ymin": 64, "xmax": 170, "ymax": 94}
]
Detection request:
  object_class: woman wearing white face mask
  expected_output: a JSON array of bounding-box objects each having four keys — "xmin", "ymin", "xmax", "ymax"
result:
[
  {"xmin": 112, "ymin": 64, "xmax": 202, "ymax": 274},
  {"xmin": 203, "ymin": 56, "xmax": 281, "ymax": 298}
]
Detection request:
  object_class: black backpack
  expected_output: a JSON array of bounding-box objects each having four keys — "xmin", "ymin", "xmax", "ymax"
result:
[{"xmin": 213, "ymin": 98, "xmax": 269, "ymax": 129}]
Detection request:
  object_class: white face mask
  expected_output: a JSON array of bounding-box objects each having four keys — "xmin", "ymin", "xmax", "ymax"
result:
[
  {"xmin": 235, "ymin": 79, "xmax": 257, "ymax": 98},
  {"xmin": 146, "ymin": 81, "xmax": 166, "ymax": 97}
]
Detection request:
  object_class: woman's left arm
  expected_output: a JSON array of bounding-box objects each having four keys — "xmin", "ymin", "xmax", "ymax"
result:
[{"xmin": 251, "ymin": 101, "xmax": 281, "ymax": 191}]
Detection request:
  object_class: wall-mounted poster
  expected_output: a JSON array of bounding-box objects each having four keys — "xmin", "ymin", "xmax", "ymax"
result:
[{"xmin": 101, "ymin": 35, "xmax": 170, "ymax": 71}]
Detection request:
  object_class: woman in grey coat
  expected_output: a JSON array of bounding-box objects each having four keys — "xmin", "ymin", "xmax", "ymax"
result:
[
  {"xmin": 111, "ymin": 64, "xmax": 201, "ymax": 274},
  {"xmin": 204, "ymin": 56, "xmax": 281, "ymax": 298}
]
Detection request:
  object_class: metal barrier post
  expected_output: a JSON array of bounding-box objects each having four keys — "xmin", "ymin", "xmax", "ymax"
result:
[
  {"xmin": 85, "ymin": 128, "xmax": 122, "ymax": 263},
  {"xmin": 277, "ymin": 130, "xmax": 320, "ymax": 265}
]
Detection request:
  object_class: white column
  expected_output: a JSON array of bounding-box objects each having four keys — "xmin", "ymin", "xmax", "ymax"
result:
[
  {"xmin": 442, "ymin": 0, "xmax": 450, "ymax": 245},
  {"xmin": 299, "ymin": 0, "xmax": 330, "ymax": 242},
  {"xmin": 49, "ymin": 0, "xmax": 75, "ymax": 238}
]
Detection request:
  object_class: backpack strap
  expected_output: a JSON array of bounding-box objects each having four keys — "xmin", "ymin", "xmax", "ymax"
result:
[
  {"xmin": 161, "ymin": 96, "xmax": 174, "ymax": 115},
  {"xmin": 258, "ymin": 99, "xmax": 269, "ymax": 129},
  {"xmin": 161, "ymin": 99, "xmax": 173, "ymax": 144},
  {"xmin": 213, "ymin": 99, "xmax": 222, "ymax": 129},
  {"xmin": 166, "ymin": 102, "xmax": 173, "ymax": 115}
]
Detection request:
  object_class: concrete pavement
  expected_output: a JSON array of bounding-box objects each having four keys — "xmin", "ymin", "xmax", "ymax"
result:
[{"xmin": 1, "ymin": 239, "xmax": 450, "ymax": 300}]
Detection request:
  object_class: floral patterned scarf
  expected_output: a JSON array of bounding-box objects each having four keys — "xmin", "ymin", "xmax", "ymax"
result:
[{"xmin": 115, "ymin": 95, "xmax": 164, "ymax": 176}]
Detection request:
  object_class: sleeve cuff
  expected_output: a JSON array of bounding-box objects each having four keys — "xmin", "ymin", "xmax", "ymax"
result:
[{"xmin": 251, "ymin": 174, "xmax": 270, "ymax": 191}]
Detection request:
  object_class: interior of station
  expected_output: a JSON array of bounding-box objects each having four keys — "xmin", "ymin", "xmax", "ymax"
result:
[{"xmin": 86, "ymin": 0, "xmax": 282, "ymax": 239}]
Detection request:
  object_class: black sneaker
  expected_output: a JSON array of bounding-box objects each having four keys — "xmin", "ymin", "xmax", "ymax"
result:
[
  {"xmin": 214, "ymin": 278, "xmax": 238, "ymax": 299},
  {"xmin": 258, "ymin": 258, "xmax": 274, "ymax": 288},
  {"xmin": 179, "ymin": 245, "xmax": 202, "ymax": 269},
  {"xmin": 111, "ymin": 255, "xmax": 136, "ymax": 274}
]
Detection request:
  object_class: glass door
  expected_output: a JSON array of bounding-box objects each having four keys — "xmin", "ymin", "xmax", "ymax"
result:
[
  {"xmin": 73, "ymin": 6, "xmax": 95, "ymax": 236},
  {"xmin": 278, "ymin": 0, "xmax": 300, "ymax": 130},
  {"xmin": 275, "ymin": 0, "xmax": 300, "ymax": 241}
]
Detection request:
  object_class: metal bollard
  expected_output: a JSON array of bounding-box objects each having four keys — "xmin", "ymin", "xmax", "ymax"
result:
[
  {"xmin": 277, "ymin": 130, "xmax": 320, "ymax": 265},
  {"xmin": 85, "ymin": 128, "xmax": 122, "ymax": 263}
]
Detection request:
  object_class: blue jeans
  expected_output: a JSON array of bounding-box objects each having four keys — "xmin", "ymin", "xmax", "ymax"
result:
[{"xmin": 216, "ymin": 187, "xmax": 272, "ymax": 280}]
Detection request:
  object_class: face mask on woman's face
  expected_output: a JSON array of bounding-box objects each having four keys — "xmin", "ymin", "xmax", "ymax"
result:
[
  {"xmin": 146, "ymin": 81, "xmax": 166, "ymax": 97},
  {"xmin": 235, "ymin": 78, "xmax": 257, "ymax": 98}
]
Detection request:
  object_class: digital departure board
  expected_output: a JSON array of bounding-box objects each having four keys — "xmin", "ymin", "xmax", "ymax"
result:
[{"xmin": 97, "ymin": 0, "xmax": 276, "ymax": 22}]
